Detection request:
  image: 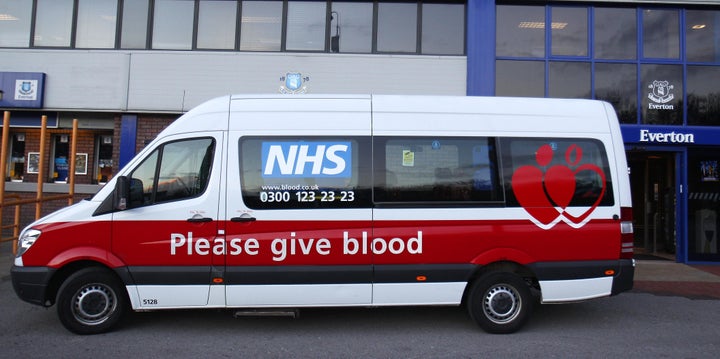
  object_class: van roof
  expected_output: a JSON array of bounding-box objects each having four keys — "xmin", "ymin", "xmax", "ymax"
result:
[{"xmin": 157, "ymin": 94, "xmax": 614, "ymax": 138}]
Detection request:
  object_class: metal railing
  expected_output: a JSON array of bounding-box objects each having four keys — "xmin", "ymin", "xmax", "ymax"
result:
[{"xmin": 1, "ymin": 111, "xmax": 79, "ymax": 255}]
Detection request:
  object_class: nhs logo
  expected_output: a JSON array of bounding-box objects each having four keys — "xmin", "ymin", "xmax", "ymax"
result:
[{"xmin": 262, "ymin": 142, "xmax": 352, "ymax": 178}]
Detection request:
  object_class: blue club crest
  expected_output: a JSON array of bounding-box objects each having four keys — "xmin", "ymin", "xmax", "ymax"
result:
[{"xmin": 280, "ymin": 72, "xmax": 309, "ymax": 94}]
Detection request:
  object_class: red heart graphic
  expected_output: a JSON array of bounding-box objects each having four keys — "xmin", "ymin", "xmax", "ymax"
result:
[
  {"xmin": 561, "ymin": 163, "xmax": 606, "ymax": 225},
  {"xmin": 511, "ymin": 166, "xmax": 560, "ymax": 226},
  {"xmin": 511, "ymin": 144, "xmax": 607, "ymax": 228},
  {"xmin": 544, "ymin": 165, "xmax": 575, "ymax": 208}
]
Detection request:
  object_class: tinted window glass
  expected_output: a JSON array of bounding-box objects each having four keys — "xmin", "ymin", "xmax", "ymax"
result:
[
  {"xmin": 500, "ymin": 138, "xmax": 614, "ymax": 209},
  {"xmin": 686, "ymin": 10, "xmax": 720, "ymax": 62},
  {"xmin": 595, "ymin": 63, "xmax": 638, "ymax": 124},
  {"xmin": 373, "ymin": 137, "xmax": 502, "ymax": 204},
  {"xmin": 0, "ymin": 0, "xmax": 32, "ymax": 47},
  {"xmin": 495, "ymin": 60, "xmax": 545, "ymax": 97},
  {"xmin": 286, "ymin": 1, "xmax": 326, "ymax": 51},
  {"xmin": 643, "ymin": 9, "xmax": 679, "ymax": 59},
  {"xmin": 152, "ymin": 0, "xmax": 194, "ymax": 50},
  {"xmin": 548, "ymin": 61, "xmax": 590, "ymax": 98},
  {"xmin": 76, "ymin": 0, "xmax": 117, "ymax": 49},
  {"xmin": 121, "ymin": 0, "xmax": 149, "ymax": 49},
  {"xmin": 240, "ymin": 0, "xmax": 282, "ymax": 51},
  {"xmin": 421, "ymin": 1, "xmax": 464, "ymax": 55},
  {"xmin": 330, "ymin": 1, "xmax": 372, "ymax": 53},
  {"xmin": 128, "ymin": 138, "xmax": 215, "ymax": 207},
  {"xmin": 496, "ymin": 5, "xmax": 544, "ymax": 57},
  {"xmin": 197, "ymin": 0, "xmax": 237, "ymax": 50},
  {"xmin": 34, "ymin": 0, "xmax": 73, "ymax": 47},
  {"xmin": 594, "ymin": 7, "xmax": 636, "ymax": 60},
  {"xmin": 687, "ymin": 66, "xmax": 720, "ymax": 126},
  {"xmin": 551, "ymin": 7, "xmax": 587, "ymax": 57},
  {"xmin": 240, "ymin": 137, "xmax": 371, "ymax": 209},
  {"xmin": 377, "ymin": 2, "xmax": 417, "ymax": 53}
]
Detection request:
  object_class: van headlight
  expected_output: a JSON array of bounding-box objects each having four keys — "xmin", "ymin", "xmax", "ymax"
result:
[{"xmin": 16, "ymin": 228, "xmax": 41, "ymax": 257}]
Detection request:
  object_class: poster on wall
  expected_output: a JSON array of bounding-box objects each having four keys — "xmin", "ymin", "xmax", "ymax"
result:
[
  {"xmin": 26, "ymin": 152, "xmax": 40, "ymax": 174},
  {"xmin": 700, "ymin": 160, "xmax": 719, "ymax": 182}
]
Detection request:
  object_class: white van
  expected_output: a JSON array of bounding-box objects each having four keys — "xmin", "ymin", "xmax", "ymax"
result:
[{"xmin": 12, "ymin": 95, "xmax": 635, "ymax": 334}]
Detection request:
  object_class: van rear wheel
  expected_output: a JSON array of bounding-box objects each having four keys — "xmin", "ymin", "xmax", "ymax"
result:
[
  {"xmin": 467, "ymin": 272, "xmax": 533, "ymax": 334},
  {"xmin": 56, "ymin": 268, "xmax": 127, "ymax": 335}
]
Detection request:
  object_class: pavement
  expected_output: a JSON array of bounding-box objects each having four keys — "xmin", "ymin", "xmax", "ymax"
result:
[{"xmin": 2, "ymin": 240, "xmax": 720, "ymax": 300}]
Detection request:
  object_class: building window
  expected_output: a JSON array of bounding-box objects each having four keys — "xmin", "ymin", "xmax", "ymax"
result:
[
  {"xmin": 686, "ymin": 10, "xmax": 720, "ymax": 63},
  {"xmin": 548, "ymin": 61, "xmax": 590, "ymax": 98},
  {"xmin": 641, "ymin": 64, "xmax": 683, "ymax": 125},
  {"xmin": 687, "ymin": 66, "xmax": 720, "ymax": 126},
  {"xmin": 376, "ymin": 1, "xmax": 417, "ymax": 53},
  {"xmin": 330, "ymin": 1, "xmax": 372, "ymax": 53},
  {"xmin": 0, "ymin": 0, "xmax": 32, "ymax": 47},
  {"xmin": 51, "ymin": 135, "xmax": 70, "ymax": 183},
  {"xmin": 96, "ymin": 135, "xmax": 114, "ymax": 184},
  {"xmin": 286, "ymin": 1, "xmax": 327, "ymax": 51},
  {"xmin": 687, "ymin": 149, "xmax": 720, "ymax": 261},
  {"xmin": 6, "ymin": 133, "xmax": 26, "ymax": 182},
  {"xmin": 594, "ymin": 7, "xmax": 636, "ymax": 60},
  {"xmin": 151, "ymin": 0, "xmax": 194, "ymax": 50},
  {"xmin": 551, "ymin": 7, "xmax": 587, "ymax": 57},
  {"xmin": 495, "ymin": 60, "xmax": 544, "ymax": 97},
  {"xmin": 76, "ymin": 0, "xmax": 117, "ymax": 49},
  {"xmin": 421, "ymin": 1, "xmax": 465, "ymax": 55},
  {"xmin": 120, "ymin": 0, "xmax": 149, "ymax": 49},
  {"xmin": 496, "ymin": 5, "xmax": 544, "ymax": 58},
  {"xmin": 642, "ymin": 9, "xmax": 680, "ymax": 59},
  {"xmin": 594, "ymin": 63, "xmax": 638, "ymax": 124},
  {"xmin": 240, "ymin": 0, "xmax": 282, "ymax": 51},
  {"xmin": 34, "ymin": 0, "xmax": 74, "ymax": 47},
  {"xmin": 197, "ymin": 0, "xmax": 238, "ymax": 50}
]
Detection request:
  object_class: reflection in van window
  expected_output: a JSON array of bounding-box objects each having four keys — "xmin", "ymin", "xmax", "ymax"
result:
[
  {"xmin": 128, "ymin": 138, "xmax": 215, "ymax": 207},
  {"xmin": 374, "ymin": 137, "xmax": 502, "ymax": 203}
]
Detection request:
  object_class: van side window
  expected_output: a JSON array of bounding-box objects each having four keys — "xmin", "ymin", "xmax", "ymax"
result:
[
  {"xmin": 128, "ymin": 138, "xmax": 215, "ymax": 207},
  {"xmin": 239, "ymin": 137, "xmax": 371, "ymax": 209},
  {"xmin": 500, "ymin": 138, "xmax": 614, "ymax": 207},
  {"xmin": 373, "ymin": 137, "xmax": 503, "ymax": 204}
]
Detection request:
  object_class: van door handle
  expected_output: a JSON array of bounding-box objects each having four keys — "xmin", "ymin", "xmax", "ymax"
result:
[
  {"xmin": 230, "ymin": 216, "xmax": 256, "ymax": 223},
  {"xmin": 187, "ymin": 216, "xmax": 213, "ymax": 223}
]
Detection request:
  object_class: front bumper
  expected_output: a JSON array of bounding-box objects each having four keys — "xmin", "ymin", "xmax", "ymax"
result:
[{"xmin": 11, "ymin": 265, "xmax": 57, "ymax": 307}]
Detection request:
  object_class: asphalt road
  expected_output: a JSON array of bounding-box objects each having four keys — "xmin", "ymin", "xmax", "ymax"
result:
[{"xmin": 1, "ymin": 273, "xmax": 719, "ymax": 358}]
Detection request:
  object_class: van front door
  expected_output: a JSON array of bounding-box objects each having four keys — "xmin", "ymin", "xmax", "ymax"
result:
[{"xmin": 111, "ymin": 133, "xmax": 224, "ymax": 308}]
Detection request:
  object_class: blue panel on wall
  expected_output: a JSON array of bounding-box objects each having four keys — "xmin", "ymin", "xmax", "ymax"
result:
[
  {"xmin": 0, "ymin": 72, "xmax": 46, "ymax": 109},
  {"xmin": 119, "ymin": 115, "xmax": 138, "ymax": 169},
  {"xmin": 622, "ymin": 125, "xmax": 720, "ymax": 146}
]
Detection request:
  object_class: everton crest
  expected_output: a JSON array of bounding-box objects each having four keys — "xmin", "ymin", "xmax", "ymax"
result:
[
  {"xmin": 648, "ymin": 80, "xmax": 674, "ymax": 104},
  {"xmin": 279, "ymin": 72, "xmax": 310, "ymax": 94}
]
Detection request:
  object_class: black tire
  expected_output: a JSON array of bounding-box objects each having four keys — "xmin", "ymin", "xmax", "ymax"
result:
[
  {"xmin": 56, "ymin": 267, "xmax": 127, "ymax": 335},
  {"xmin": 467, "ymin": 272, "xmax": 533, "ymax": 334}
]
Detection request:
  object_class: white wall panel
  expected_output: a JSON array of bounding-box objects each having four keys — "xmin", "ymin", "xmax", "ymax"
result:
[
  {"xmin": 0, "ymin": 50, "xmax": 129, "ymax": 111},
  {"xmin": 127, "ymin": 52, "xmax": 466, "ymax": 112},
  {"xmin": 2, "ymin": 50, "xmax": 466, "ymax": 113}
]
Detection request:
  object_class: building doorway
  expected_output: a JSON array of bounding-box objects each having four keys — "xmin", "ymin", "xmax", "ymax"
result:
[{"xmin": 628, "ymin": 151, "xmax": 677, "ymax": 258}]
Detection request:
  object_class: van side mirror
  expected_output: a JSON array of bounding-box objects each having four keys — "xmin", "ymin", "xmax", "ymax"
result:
[{"xmin": 114, "ymin": 176, "xmax": 129, "ymax": 210}]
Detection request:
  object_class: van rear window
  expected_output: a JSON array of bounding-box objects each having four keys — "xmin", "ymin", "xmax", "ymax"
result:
[{"xmin": 500, "ymin": 138, "xmax": 615, "ymax": 208}]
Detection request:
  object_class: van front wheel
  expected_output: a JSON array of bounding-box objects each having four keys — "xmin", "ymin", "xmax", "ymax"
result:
[
  {"xmin": 56, "ymin": 268, "xmax": 127, "ymax": 335},
  {"xmin": 467, "ymin": 272, "xmax": 533, "ymax": 334}
]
